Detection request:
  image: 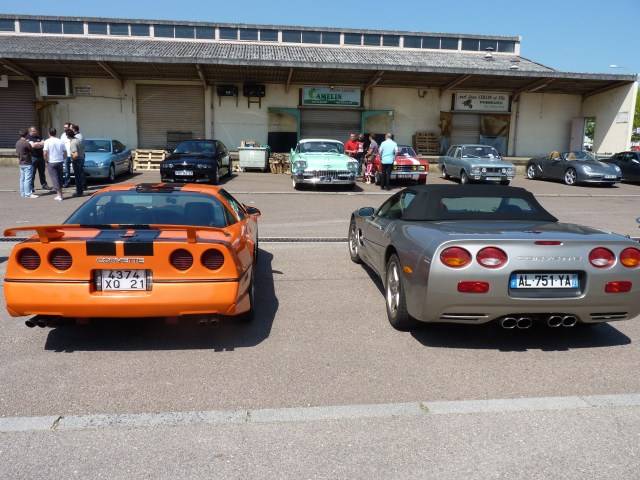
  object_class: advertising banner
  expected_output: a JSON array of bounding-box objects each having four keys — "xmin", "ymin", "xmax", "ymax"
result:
[
  {"xmin": 454, "ymin": 92, "xmax": 510, "ymax": 112},
  {"xmin": 302, "ymin": 87, "xmax": 361, "ymax": 107}
]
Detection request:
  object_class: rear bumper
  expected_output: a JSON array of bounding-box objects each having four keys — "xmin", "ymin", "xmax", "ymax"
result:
[{"xmin": 4, "ymin": 280, "xmax": 248, "ymax": 318}]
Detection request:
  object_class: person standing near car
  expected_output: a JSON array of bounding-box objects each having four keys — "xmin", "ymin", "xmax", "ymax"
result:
[
  {"xmin": 364, "ymin": 133, "xmax": 379, "ymax": 184},
  {"xmin": 68, "ymin": 129, "xmax": 86, "ymax": 197},
  {"xmin": 344, "ymin": 133, "xmax": 359, "ymax": 159},
  {"xmin": 44, "ymin": 127, "xmax": 67, "ymax": 201},
  {"xmin": 60, "ymin": 122, "xmax": 72, "ymax": 187},
  {"xmin": 16, "ymin": 129, "xmax": 38, "ymax": 199},
  {"xmin": 27, "ymin": 126, "xmax": 50, "ymax": 192},
  {"xmin": 379, "ymin": 133, "xmax": 398, "ymax": 191}
]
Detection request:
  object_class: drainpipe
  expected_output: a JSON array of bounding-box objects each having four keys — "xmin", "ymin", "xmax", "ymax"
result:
[{"xmin": 511, "ymin": 95, "xmax": 520, "ymax": 157}]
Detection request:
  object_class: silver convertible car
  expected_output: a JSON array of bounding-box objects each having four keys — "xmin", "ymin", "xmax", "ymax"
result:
[
  {"xmin": 348, "ymin": 185, "xmax": 640, "ymax": 331},
  {"xmin": 526, "ymin": 150, "xmax": 622, "ymax": 186}
]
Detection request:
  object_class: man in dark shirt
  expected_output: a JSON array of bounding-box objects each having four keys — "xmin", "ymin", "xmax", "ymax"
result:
[
  {"xmin": 16, "ymin": 129, "xmax": 38, "ymax": 199},
  {"xmin": 27, "ymin": 126, "xmax": 50, "ymax": 191}
]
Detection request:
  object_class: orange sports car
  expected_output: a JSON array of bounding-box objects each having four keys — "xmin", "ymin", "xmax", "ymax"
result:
[{"xmin": 3, "ymin": 183, "xmax": 260, "ymax": 326}]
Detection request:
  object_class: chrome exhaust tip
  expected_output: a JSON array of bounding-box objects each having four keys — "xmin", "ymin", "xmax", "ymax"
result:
[
  {"xmin": 547, "ymin": 315, "xmax": 563, "ymax": 328},
  {"xmin": 25, "ymin": 319, "xmax": 36, "ymax": 328},
  {"xmin": 501, "ymin": 317, "xmax": 517, "ymax": 329},
  {"xmin": 36, "ymin": 318, "xmax": 47, "ymax": 328},
  {"xmin": 516, "ymin": 317, "xmax": 533, "ymax": 329},
  {"xmin": 562, "ymin": 315, "xmax": 578, "ymax": 327}
]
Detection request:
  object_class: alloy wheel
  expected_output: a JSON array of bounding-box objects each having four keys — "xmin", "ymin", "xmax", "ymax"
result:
[
  {"xmin": 564, "ymin": 169, "xmax": 577, "ymax": 185},
  {"xmin": 527, "ymin": 165, "xmax": 536, "ymax": 179},
  {"xmin": 386, "ymin": 262, "xmax": 400, "ymax": 317}
]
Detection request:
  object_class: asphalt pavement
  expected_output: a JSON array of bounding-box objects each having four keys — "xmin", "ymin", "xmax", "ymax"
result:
[{"xmin": 1, "ymin": 167, "xmax": 639, "ymax": 479}]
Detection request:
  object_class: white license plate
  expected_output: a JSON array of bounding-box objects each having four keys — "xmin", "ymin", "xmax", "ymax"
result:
[
  {"xmin": 510, "ymin": 273, "xmax": 579, "ymax": 289},
  {"xmin": 175, "ymin": 170, "xmax": 193, "ymax": 176},
  {"xmin": 101, "ymin": 270, "xmax": 148, "ymax": 291},
  {"xmin": 604, "ymin": 175, "xmax": 616, "ymax": 179},
  {"xmin": 395, "ymin": 174, "xmax": 418, "ymax": 179}
]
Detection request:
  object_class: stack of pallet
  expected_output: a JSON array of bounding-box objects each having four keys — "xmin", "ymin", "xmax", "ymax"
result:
[
  {"xmin": 269, "ymin": 153, "xmax": 290, "ymax": 174},
  {"xmin": 413, "ymin": 132, "xmax": 440, "ymax": 155},
  {"xmin": 134, "ymin": 149, "xmax": 168, "ymax": 171}
]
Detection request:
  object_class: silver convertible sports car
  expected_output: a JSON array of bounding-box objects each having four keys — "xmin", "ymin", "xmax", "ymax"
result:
[
  {"xmin": 348, "ymin": 185, "xmax": 640, "ymax": 331},
  {"xmin": 526, "ymin": 151, "xmax": 622, "ymax": 186}
]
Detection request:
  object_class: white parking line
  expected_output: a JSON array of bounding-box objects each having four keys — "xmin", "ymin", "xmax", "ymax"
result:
[{"xmin": 1, "ymin": 393, "xmax": 639, "ymax": 433}]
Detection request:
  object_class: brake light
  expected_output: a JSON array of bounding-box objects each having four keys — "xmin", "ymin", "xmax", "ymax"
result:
[
  {"xmin": 440, "ymin": 247, "xmax": 472, "ymax": 268},
  {"xmin": 49, "ymin": 248, "xmax": 72, "ymax": 270},
  {"xmin": 170, "ymin": 249, "xmax": 193, "ymax": 270},
  {"xmin": 605, "ymin": 281, "xmax": 632, "ymax": 293},
  {"xmin": 457, "ymin": 281, "xmax": 490, "ymax": 293},
  {"xmin": 201, "ymin": 249, "xmax": 224, "ymax": 270},
  {"xmin": 476, "ymin": 247, "xmax": 508, "ymax": 269},
  {"xmin": 535, "ymin": 241, "xmax": 562, "ymax": 246},
  {"xmin": 589, "ymin": 247, "xmax": 615, "ymax": 268},
  {"xmin": 620, "ymin": 247, "xmax": 640, "ymax": 268},
  {"xmin": 17, "ymin": 248, "xmax": 41, "ymax": 270}
]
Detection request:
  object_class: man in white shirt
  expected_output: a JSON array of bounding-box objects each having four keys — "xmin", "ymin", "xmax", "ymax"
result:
[
  {"xmin": 44, "ymin": 127, "xmax": 67, "ymax": 201},
  {"xmin": 379, "ymin": 133, "xmax": 399, "ymax": 191},
  {"xmin": 60, "ymin": 122, "xmax": 72, "ymax": 187}
]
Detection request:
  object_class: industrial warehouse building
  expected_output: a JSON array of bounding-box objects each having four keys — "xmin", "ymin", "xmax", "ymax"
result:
[{"xmin": 0, "ymin": 13, "xmax": 637, "ymax": 157}]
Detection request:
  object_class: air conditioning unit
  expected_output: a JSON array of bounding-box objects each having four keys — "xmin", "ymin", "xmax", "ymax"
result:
[
  {"xmin": 243, "ymin": 84, "xmax": 265, "ymax": 98},
  {"xmin": 38, "ymin": 77, "xmax": 72, "ymax": 97}
]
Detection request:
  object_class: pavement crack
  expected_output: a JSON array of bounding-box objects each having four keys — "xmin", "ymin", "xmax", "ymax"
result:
[{"xmin": 50, "ymin": 415, "xmax": 63, "ymax": 431}]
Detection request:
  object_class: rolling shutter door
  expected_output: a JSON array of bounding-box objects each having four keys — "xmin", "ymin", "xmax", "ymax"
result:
[
  {"xmin": 0, "ymin": 81, "xmax": 37, "ymax": 148},
  {"xmin": 136, "ymin": 85, "xmax": 204, "ymax": 149},
  {"xmin": 451, "ymin": 114, "xmax": 480, "ymax": 145},
  {"xmin": 301, "ymin": 109, "xmax": 361, "ymax": 141}
]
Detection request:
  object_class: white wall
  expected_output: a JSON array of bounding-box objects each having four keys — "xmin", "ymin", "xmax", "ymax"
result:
[{"xmin": 583, "ymin": 82, "xmax": 637, "ymax": 155}]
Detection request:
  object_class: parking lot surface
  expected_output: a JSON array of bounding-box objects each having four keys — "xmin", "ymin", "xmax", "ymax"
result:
[{"xmin": 1, "ymin": 167, "xmax": 639, "ymax": 479}]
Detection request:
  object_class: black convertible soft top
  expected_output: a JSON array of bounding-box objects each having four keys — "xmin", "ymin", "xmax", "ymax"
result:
[{"xmin": 401, "ymin": 185, "xmax": 558, "ymax": 222}]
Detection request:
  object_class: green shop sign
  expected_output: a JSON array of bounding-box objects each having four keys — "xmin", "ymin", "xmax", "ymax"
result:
[{"xmin": 302, "ymin": 87, "xmax": 361, "ymax": 106}]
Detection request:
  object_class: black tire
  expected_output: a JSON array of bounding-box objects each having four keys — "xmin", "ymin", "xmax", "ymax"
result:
[
  {"xmin": 348, "ymin": 218, "xmax": 362, "ymax": 264},
  {"xmin": 237, "ymin": 267, "xmax": 255, "ymax": 323},
  {"xmin": 107, "ymin": 164, "xmax": 116, "ymax": 183},
  {"xmin": 211, "ymin": 167, "xmax": 220, "ymax": 185},
  {"xmin": 374, "ymin": 171, "xmax": 381, "ymax": 186},
  {"xmin": 128, "ymin": 157, "xmax": 134, "ymax": 176},
  {"xmin": 460, "ymin": 170, "xmax": 470, "ymax": 185},
  {"xmin": 293, "ymin": 178, "xmax": 301, "ymax": 190},
  {"xmin": 526, "ymin": 163, "xmax": 537, "ymax": 180},
  {"xmin": 442, "ymin": 165, "xmax": 450, "ymax": 179},
  {"xmin": 500, "ymin": 180, "xmax": 510, "ymax": 186},
  {"xmin": 564, "ymin": 168, "xmax": 577, "ymax": 186},
  {"xmin": 385, "ymin": 254, "xmax": 419, "ymax": 331}
]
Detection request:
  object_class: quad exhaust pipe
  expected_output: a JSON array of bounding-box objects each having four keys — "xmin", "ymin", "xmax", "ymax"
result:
[
  {"xmin": 547, "ymin": 315, "xmax": 578, "ymax": 328},
  {"xmin": 500, "ymin": 317, "xmax": 517, "ymax": 329},
  {"xmin": 516, "ymin": 317, "xmax": 532, "ymax": 329},
  {"xmin": 561, "ymin": 315, "xmax": 578, "ymax": 327},
  {"xmin": 547, "ymin": 315, "xmax": 563, "ymax": 328}
]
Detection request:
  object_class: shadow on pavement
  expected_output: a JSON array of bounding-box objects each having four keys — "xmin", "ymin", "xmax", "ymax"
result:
[{"xmin": 43, "ymin": 248, "xmax": 278, "ymax": 352}]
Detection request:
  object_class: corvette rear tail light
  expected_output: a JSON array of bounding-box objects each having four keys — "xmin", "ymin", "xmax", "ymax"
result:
[
  {"xmin": 201, "ymin": 249, "xmax": 224, "ymax": 270},
  {"xmin": 476, "ymin": 247, "xmax": 508, "ymax": 269},
  {"xmin": 605, "ymin": 281, "xmax": 632, "ymax": 293},
  {"xmin": 17, "ymin": 248, "xmax": 41, "ymax": 270},
  {"xmin": 440, "ymin": 247, "xmax": 472, "ymax": 268},
  {"xmin": 535, "ymin": 241, "xmax": 562, "ymax": 246},
  {"xmin": 589, "ymin": 247, "xmax": 615, "ymax": 268},
  {"xmin": 49, "ymin": 248, "xmax": 72, "ymax": 270},
  {"xmin": 170, "ymin": 249, "xmax": 193, "ymax": 271},
  {"xmin": 457, "ymin": 281, "xmax": 490, "ymax": 293},
  {"xmin": 620, "ymin": 247, "xmax": 640, "ymax": 268}
]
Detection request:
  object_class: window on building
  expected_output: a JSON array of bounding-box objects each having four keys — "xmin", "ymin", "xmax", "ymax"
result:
[
  {"xmin": 41, "ymin": 20, "xmax": 62, "ymax": 34},
  {"xmin": 88, "ymin": 22, "xmax": 107, "ymax": 34},
  {"xmin": 301, "ymin": 31, "xmax": 321, "ymax": 44},
  {"xmin": 480, "ymin": 39, "xmax": 497, "ymax": 51},
  {"xmin": 282, "ymin": 30, "xmax": 301, "ymax": 43},
  {"xmin": 382, "ymin": 35, "xmax": 399, "ymax": 47},
  {"xmin": 240, "ymin": 28, "xmax": 258, "ymax": 40},
  {"xmin": 461, "ymin": 38, "xmax": 479, "ymax": 51},
  {"xmin": 440, "ymin": 37, "xmax": 458, "ymax": 50},
  {"xmin": 403, "ymin": 36, "xmax": 421, "ymax": 48},
  {"xmin": 422, "ymin": 36, "xmax": 439, "ymax": 49},
  {"xmin": 219, "ymin": 27, "xmax": 238, "ymax": 40},
  {"xmin": 19, "ymin": 19, "xmax": 40, "ymax": 33},
  {"xmin": 62, "ymin": 21, "xmax": 83, "ymax": 34},
  {"xmin": 260, "ymin": 29, "xmax": 278, "ymax": 41},
  {"xmin": 0, "ymin": 19, "xmax": 14, "ymax": 31},
  {"xmin": 363, "ymin": 34, "xmax": 380, "ymax": 46},
  {"xmin": 109, "ymin": 23, "xmax": 129, "ymax": 36},
  {"xmin": 195, "ymin": 26, "xmax": 214, "ymax": 39},
  {"xmin": 343, "ymin": 33, "xmax": 361, "ymax": 45},
  {"xmin": 131, "ymin": 24, "xmax": 150, "ymax": 36},
  {"xmin": 175, "ymin": 25, "xmax": 194, "ymax": 38},
  {"xmin": 497, "ymin": 40, "xmax": 516, "ymax": 53},
  {"xmin": 321, "ymin": 32, "xmax": 340, "ymax": 44},
  {"xmin": 154, "ymin": 24, "xmax": 174, "ymax": 38}
]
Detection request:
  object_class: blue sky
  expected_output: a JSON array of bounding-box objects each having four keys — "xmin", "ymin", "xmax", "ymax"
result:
[{"xmin": 1, "ymin": 0, "xmax": 638, "ymax": 74}]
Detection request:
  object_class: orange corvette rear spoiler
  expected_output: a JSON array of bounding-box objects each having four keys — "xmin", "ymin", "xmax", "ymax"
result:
[{"xmin": 4, "ymin": 224, "xmax": 230, "ymax": 244}]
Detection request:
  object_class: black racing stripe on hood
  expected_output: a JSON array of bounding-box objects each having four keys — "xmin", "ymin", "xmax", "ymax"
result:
[{"xmin": 86, "ymin": 230, "xmax": 161, "ymax": 256}]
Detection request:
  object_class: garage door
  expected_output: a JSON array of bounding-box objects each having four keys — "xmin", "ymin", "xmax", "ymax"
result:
[
  {"xmin": 136, "ymin": 85, "xmax": 204, "ymax": 149},
  {"xmin": 301, "ymin": 109, "xmax": 360, "ymax": 142},
  {"xmin": 0, "ymin": 81, "xmax": 37, "ymax": 148},
  {"xmin": 451, "ymin": 114, "xmax": 480, "ymax": 145}
]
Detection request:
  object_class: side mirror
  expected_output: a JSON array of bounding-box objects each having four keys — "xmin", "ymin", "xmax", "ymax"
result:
[
  {"xmin": 357, "ymin": 207, "xmax": 375, "ymax": 217},
  {"xmin": 245, "ymin": 206, "xmax": 261, "ymax": 216}
]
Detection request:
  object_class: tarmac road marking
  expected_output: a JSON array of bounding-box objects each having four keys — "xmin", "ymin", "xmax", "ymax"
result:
[{"xmin": 1, "ymin": 393, "xmax": 639, "ymax": 433}]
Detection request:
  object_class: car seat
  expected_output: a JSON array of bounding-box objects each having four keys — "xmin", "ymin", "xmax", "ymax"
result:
[
  {"xmin": 102, "ymin": 203, "xmax": 137, "ymax": 224},
  {"xmin": 184, "ymin": 202, "xmax": 224, "ymax": 227}
]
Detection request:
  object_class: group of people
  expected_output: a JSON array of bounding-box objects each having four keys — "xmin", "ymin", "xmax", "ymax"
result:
[
  {"xmin": 15, "ymin": 123, "xmax": 86, "ymax": 201},
  {"xmin": 344, "ymin": 132, "xmax": 398, "ymax": 190}
]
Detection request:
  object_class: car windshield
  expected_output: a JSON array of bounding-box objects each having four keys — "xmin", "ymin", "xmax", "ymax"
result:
[
  {"xmin": 298, "ymin": 142, "xmax": 344, "ymax": 154},
  {"xmin": 461, "ymin": 146, "xmax": 500, "ymax": 159},
  {"xmin": 562, "ymin": 151, "xmax": 597, "ymax": 161},
  {"xmin": 84, "ymin": 140, "xmax": 112, "ymax": 153},
  {"xmin": 174, "ymin": 141, "xmax": 216, "ymax": 154},
  {"xmin": 398, "ymin": 146, "xmax": 417, "ymax": 157},
  {"xmin": 65, "ymin": 191, "xmax": 229, "ymax": 227}
]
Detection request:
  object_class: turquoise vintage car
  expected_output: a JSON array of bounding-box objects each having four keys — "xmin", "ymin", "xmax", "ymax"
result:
[{"xmin": 290, "ymin": 139, "xmax": 358, "ymax": 190}]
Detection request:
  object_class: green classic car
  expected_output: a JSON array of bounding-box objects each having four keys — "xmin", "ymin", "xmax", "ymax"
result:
[{"xmin": 291, "ymin": 139, "xmax": 359, "ymax": 190}]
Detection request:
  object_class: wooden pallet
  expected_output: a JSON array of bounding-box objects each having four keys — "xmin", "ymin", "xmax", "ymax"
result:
[
  {"xmin": 413, "ymin": 132, "xmax": 440, "ymax": 155},
  {"xmin": 134, "ymin": 149, "xmax": 168, "ymax": 171}
]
